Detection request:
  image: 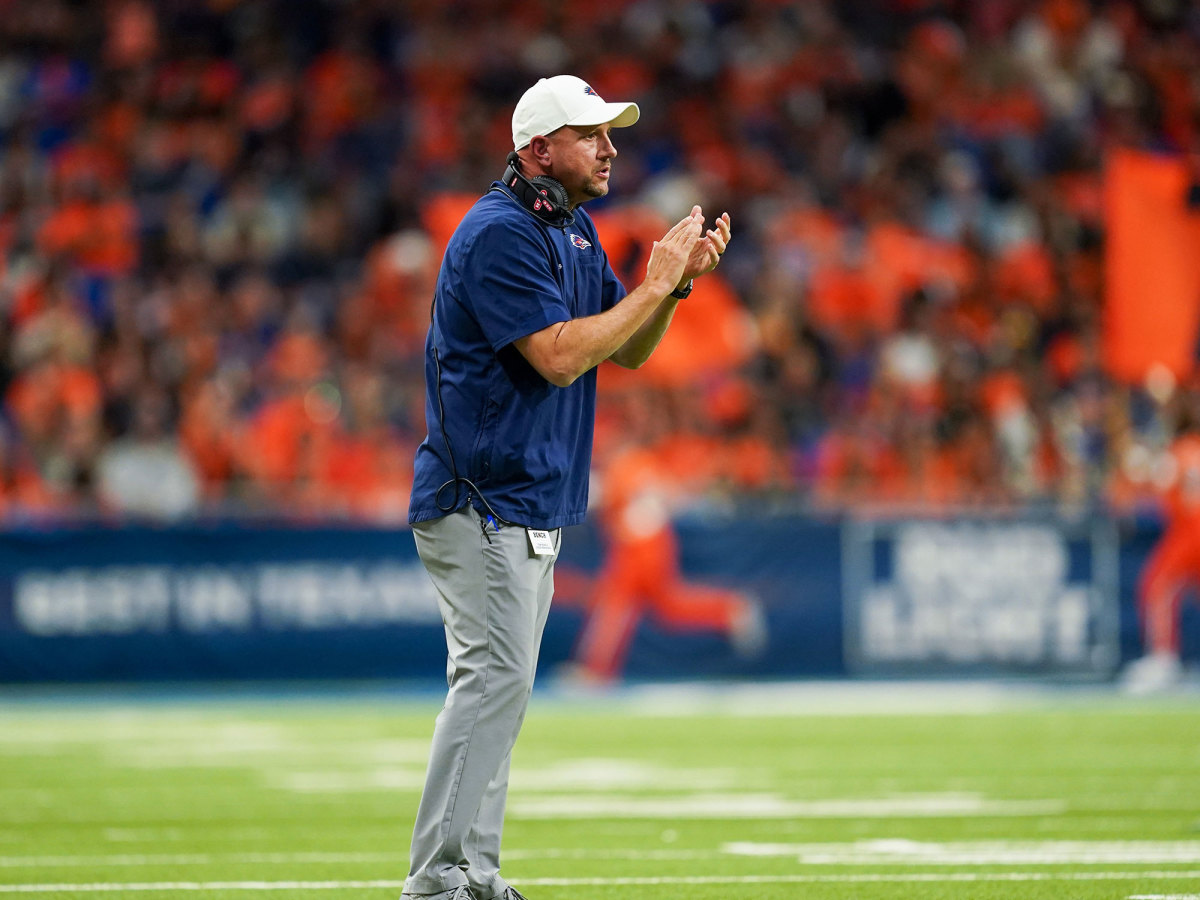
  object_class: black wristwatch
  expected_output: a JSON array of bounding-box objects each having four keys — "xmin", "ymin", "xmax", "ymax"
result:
[{"xmin": 670, "ymin": 279, "xmax": 694, "ymax": 299}]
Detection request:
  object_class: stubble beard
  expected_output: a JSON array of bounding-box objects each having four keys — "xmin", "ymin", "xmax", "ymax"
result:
[{"xmin": 581, "ymin": 171, "xmax": 609, "ymax": 201}]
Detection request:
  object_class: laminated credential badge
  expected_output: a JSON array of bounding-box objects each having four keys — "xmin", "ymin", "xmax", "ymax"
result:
[{"xmin": 527, "ymin": 529, "xmax": 555, "ymax": 557}]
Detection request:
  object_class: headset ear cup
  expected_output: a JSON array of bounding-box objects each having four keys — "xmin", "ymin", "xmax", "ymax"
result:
[
  {"xmin": 528, "ymin": 176, "xmax": 569, "ymax": 216},
  {"xmin": 499, "ymin": 164, "xmax": 574, "ymax": 228}
]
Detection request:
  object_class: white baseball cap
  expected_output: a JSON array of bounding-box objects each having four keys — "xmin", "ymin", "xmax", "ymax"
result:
[{"xmin": 512, "ymin": 75, "xmax": 640, "ymax": 150}]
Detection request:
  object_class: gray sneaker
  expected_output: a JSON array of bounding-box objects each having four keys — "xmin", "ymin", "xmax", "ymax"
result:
[
  {"xmin": 490, "ymin": 890, "xmax": 529, "ymax": 900},
  {"xmin": 401, "ymin": 888, "xmax": 476, "ymax": 900}
]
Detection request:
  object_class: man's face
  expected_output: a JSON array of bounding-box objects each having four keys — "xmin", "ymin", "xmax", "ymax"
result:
[{"xmin": 546, "ymin": 123, "xmax": 617, "ymax": 207}]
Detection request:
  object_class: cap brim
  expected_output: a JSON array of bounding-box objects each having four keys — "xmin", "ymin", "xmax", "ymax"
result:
[{"xmin": 566, "ymin": 101, "xmax": 640, "ymax": 130}]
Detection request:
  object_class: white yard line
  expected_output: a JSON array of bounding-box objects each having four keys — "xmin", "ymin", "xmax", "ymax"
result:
[
  {"xmin": 3, "ymin": 872, "xmax": 1200, "ymax": 892},
  {"xmin": 722, "ymin": 840, "xmax": 1200, "ymax": 865},
  {"xmin": 11, "ymin": 840, "xmax": 1200, "ymax": 870},
  {"xmin": 613, "ymin": 679, "xmax": 1120, "ymax": 717},
  {"xmin": 0, "ymin": 853, "xmax": 394, "ymax": 869},
  {"xmin": 0, "ymin": 848, "xmax": 708, "ymax": 868},
  {"xmin": 508, "ymin": 792, "xmax": 1065, "ymax": 819},
  {"xmin": 0, "ymin": 882, "xmax": 405, "ymax": 893}
]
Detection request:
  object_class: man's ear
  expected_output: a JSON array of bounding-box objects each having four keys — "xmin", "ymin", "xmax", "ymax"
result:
[{"xmin": 529, "ymin": 135, "xmax": 552, "ymax": 167}]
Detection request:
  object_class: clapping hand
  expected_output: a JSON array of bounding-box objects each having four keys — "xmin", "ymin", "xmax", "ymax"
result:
[{"xmin": 677, "ymin": 204, "xmax": 731, "ymax": 286}]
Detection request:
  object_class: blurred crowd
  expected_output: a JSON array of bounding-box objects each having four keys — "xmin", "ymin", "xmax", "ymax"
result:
[{"xmin": 1, "ymin": 0, "xmax": 1199, "ymax": 523}]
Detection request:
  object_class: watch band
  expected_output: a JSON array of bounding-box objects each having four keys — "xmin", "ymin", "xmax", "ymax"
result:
[{"xmin": 670, "ymin": 279, "xmax": 694, "ymax": 299}]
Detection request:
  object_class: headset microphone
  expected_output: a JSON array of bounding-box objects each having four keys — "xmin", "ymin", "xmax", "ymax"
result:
[{"xmin": 501, "ymin": 151, "xmax": 574, "ymax": 228}]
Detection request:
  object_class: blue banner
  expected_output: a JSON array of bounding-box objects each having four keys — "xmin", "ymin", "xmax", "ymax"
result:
[
  {"xmin": 0, "ymin": 513, "xmax": 1189, "ymax": 682},
  {"xmin": 0, "ymin": 526, "xmax": 445, "ymax": 681},
  {"xmin": 842, "ymin": 517, "xmax": 1120, "ymax": 676}
]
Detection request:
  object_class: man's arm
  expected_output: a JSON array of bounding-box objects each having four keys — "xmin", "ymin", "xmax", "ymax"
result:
[
  {"xmin": 607, "ymin": 293, "xmax": 682, "ymax": 370},
  {"xmin": 514, "ymin": 212, "xmax": 701, "ymax": 387}
]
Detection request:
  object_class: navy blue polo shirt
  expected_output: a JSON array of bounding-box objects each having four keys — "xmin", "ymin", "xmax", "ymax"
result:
[{"xmin": 408, "ymin": 184, "xmax": 626, "ymax": 529}]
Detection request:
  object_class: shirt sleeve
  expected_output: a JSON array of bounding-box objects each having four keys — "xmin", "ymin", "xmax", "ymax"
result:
[{"xmin": 460, "ymin": 220, "xmax": 572, "ymax": 352}]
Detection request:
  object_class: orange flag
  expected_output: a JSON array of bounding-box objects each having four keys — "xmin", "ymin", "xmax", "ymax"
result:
[{"xmin": 1104, "ymin": 148, "xmax": 1200, "ymax": 384}]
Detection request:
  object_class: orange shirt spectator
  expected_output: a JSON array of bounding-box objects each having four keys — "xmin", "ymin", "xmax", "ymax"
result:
[
  {"xmin": 178, "ymin": 380, "xmax": 241, "ymax": 499},
  {"xmin": 303, "ymin": 46, "xmax": 380, "ymax": 144},
  {"xmin": 6, "ymin": 360, "xmax": 103, "ymax": 444},
  {"xmin": 38, "ymin": 194, "xmax": 139, "ymax": 277}
]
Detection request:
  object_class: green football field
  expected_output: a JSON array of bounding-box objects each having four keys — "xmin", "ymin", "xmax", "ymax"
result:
[{"xmin": 1, "ymin": 682, "xmax": 1199, "ymax": 900}]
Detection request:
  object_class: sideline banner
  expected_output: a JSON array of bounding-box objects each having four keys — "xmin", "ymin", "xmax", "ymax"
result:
[
  {"xmin": 0, "ymin": 512, "xmax": 1153, "ymax": 682},
  {"xmin": 0, "ymin": 516, "xmax": 846, "ymax": 683},
  {"xmin": 843, "ymin": 516, "xmax": 1121, "ymax": 676},
  {"xmin": 0, "ymin": 526, "xmax": 447, "ymax": 681}
]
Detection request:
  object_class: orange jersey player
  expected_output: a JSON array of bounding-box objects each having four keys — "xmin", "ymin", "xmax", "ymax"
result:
[
  {"xmin": 1123, "ymin": 431, "xmax": 1200, "ymax": 693},
  {"xmin": 570, "ymin": 444, "xmax": 765, "ymax": 682}
]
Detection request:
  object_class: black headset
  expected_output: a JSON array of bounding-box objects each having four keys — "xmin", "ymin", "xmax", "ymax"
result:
[{"xmin": 499, "ymin": 151, "xmax": 574, "ymax": 228}]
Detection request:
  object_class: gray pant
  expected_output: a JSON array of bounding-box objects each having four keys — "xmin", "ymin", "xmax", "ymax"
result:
[{"xmin": 405, "ymin": 507, "xmax": 559, "ymax": 899}]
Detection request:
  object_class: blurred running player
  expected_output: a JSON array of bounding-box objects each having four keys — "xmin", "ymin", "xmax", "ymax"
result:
[
  {"xmin": 568, "ymin": 427, "xmax": 765, "ymax": 683},
  {"xmin": 1122, "ymin": 408, "xmax": 1200, "ymax": 693}
]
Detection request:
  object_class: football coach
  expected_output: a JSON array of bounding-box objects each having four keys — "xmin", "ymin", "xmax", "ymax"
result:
[{"xmin": 402, "ymin": 74, "xmax": 732, "ymax": 900}]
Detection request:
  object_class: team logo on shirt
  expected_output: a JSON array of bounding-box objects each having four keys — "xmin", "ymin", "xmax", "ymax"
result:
[{"xmin": 570, "ymin": 234, "xmax": 591, "ymax": 250}]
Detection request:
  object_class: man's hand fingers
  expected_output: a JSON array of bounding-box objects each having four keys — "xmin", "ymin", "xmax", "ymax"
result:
[
  {"xmin": 712, "ymin": 213, "xmax": 731, "ymax": 242},
  {"xmin": 711, "ymin": 213, "xmax": 732, "ymax": 257},
  {"xmin": 663, "ymin": 217, "xmax": 688, "ymax": 238},
  {"xmin": 663, "ymin": 212, "xmax": 702, "ymax": 240},
  {"xmin": 666, "ymin": 218, "xmax": 702, "ymax": 251},
  {"xmin": 706, "ymin": 229, "xmax": 726, "ymax": 253}
]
